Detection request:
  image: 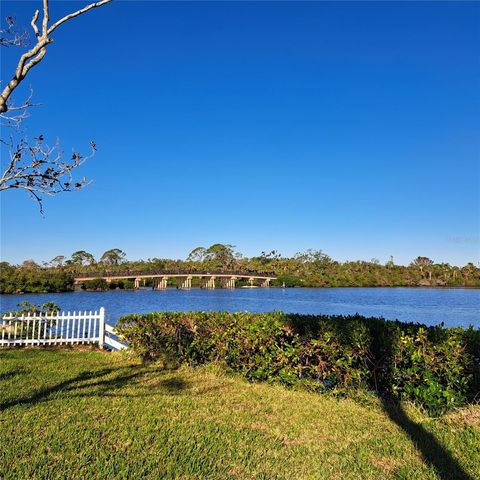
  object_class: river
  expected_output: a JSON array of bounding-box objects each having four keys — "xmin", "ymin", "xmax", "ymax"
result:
[{"xmin": 1, "ymin": 287, "xmax": 479, "ymax": 328}]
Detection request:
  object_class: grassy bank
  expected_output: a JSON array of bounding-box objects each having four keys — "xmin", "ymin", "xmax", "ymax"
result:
[{"xmin": 1, "ymin": 348, "xmax": 479, "ymax": 479}]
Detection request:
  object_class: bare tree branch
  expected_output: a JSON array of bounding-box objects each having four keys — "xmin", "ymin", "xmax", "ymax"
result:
[
  {"xmin": 0, "ymin": 1, "xmax": 112, "ymax": 211},
  {"xmin": 0, "ymin": 16, "xmax": 29, "ymax": 47},
  {"xmin": 0, "ymin": 136, "xmax": 97, "ymax": 213},
  {"xmin": 42, "ymin": 0, "xmax": 49, "ymax": 37},
  {"xmin": 0, "ymin": 87, "xmax": 39, "ymax": 129},
  {"xmin": 47, "ymin": 0, "xmax": 112, "ymax": 35},
  {"xmin": 31, "ymin": 10, "xmax": 40, "ymax": 38},
  {"xmin": 0, "ymin": 0, "xmax": 112, "ymax": 113}
]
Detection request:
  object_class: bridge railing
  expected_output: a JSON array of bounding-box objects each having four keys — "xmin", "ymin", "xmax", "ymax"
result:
[{"xmin": 74, "ymin": 270, "xmax": 277, "ymax": 279}]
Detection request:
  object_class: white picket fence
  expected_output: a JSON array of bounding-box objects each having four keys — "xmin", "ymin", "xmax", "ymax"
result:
[{"xmin": 0, "ymin": 307, "xmax": 126, "ymax": 350}]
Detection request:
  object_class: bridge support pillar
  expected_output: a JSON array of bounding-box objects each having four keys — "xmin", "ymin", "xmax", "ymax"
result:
[
  {"xmin": 225, "ymin": 276, "xmax": 237, "ymax": 289},
  {"xmin": 153, "ymin": 277, "xmax": 168, "ymax": 289},
  {"xmin": 180, "ymin": 276, "xmax": 192, "ymax": 289},
  {"xmin": 261, "ymin": 278, "xmax": 271, "ymax": 288},
  {"xmin": 248, "ymin": 277, "xmax": 254, "ymax": 287},
  {"xmin": 134, "ymin": 278, "xmax": 141, "ymax": 289},
  {"xmin": 205, "ymin": 276, "xmax": 216, "ymax": 289}
]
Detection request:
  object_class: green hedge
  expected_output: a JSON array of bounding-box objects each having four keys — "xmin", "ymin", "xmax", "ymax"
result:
[{"xmin": 116, "ymin": 312, "xmax": 480, "ymax": 415}]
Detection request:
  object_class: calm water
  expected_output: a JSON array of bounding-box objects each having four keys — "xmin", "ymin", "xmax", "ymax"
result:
[{"xmin": 1, "ymin": 288, "xmax": 479, "ymax": 328}]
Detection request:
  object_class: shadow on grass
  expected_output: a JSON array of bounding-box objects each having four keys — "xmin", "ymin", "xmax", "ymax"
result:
[
  {"xmin": 0, "ymin": 366, "xmax": 145, "ymax": 411},
  {"xmin": 0, "ymin": 368, "xmax": 24, "ymax": 382},
  {"xmin": 381, "ymin": 399, "xmax": 473, "ymax": 480},
  {"xmin": 0, "ymin": 364, "xmax": 206, "ymax": 409},
  {"xmin": 158, "ymin": 376, "xmax": 189, "ymax": 394}
]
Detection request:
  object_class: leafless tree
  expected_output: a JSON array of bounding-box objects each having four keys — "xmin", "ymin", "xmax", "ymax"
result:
[{"xmin": 0, "ymin": 0, "xmax": 112, "ymax": 211}]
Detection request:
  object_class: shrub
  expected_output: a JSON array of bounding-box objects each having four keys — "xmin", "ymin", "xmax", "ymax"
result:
[
  {"xmin": 0, "ymin": 266, "xmax": 74, "ymax": 294},
  {"xmin": 2, "ymin": 301, "xmax": 61, "ymax": 340},
  {"xmin": 121, "ymin": 279, "xmax": 135, "ymax": 290},
  {"xmin": 385, "ymin": 326, "xmax": 471, "ymax": 415},
  {"xmin": 108, "ymin": 280, "xmax": 134, "ymax": 290},
  {"xmin": 5, "ymin": 301, "xmax": 60, "ymax": 315},
  {"xmin": 81, "ymin": 278, "xmax": 109, "ymax": 291},
  {"xmin": 116, "ymin": 312, "xmax": 479, "ymax": 415}
]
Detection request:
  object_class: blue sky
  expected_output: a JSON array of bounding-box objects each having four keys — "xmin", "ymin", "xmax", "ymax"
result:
[{"xmin": 1, "ymin": 1, "xmax": 479, "ymax": 265}]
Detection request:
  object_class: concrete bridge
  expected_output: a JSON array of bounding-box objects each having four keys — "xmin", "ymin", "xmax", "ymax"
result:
[{"xmin": 74, "ymin": 272, "xmax": 277, "ymax": 290}]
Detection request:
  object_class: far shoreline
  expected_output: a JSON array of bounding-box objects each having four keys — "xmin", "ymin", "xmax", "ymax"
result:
[{"xmin": 2, "ymin": 284, "xmax": 480, "ymax": 296}]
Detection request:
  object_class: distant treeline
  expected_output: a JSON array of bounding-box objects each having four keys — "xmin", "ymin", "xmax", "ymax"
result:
[{"xmin": 1, "ymin": 244, "xmax": 479, "ymax": 294}]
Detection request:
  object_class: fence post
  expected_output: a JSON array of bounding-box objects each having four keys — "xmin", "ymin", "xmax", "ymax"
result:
[{"xmin": 99, "ymin": 307, "xmax": 105, "ymax": 349}]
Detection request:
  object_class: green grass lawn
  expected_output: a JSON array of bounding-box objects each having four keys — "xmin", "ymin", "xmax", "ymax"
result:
[{"xmin": 1, "ymin": 348, "xmax": 479, "ymax": 480}]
